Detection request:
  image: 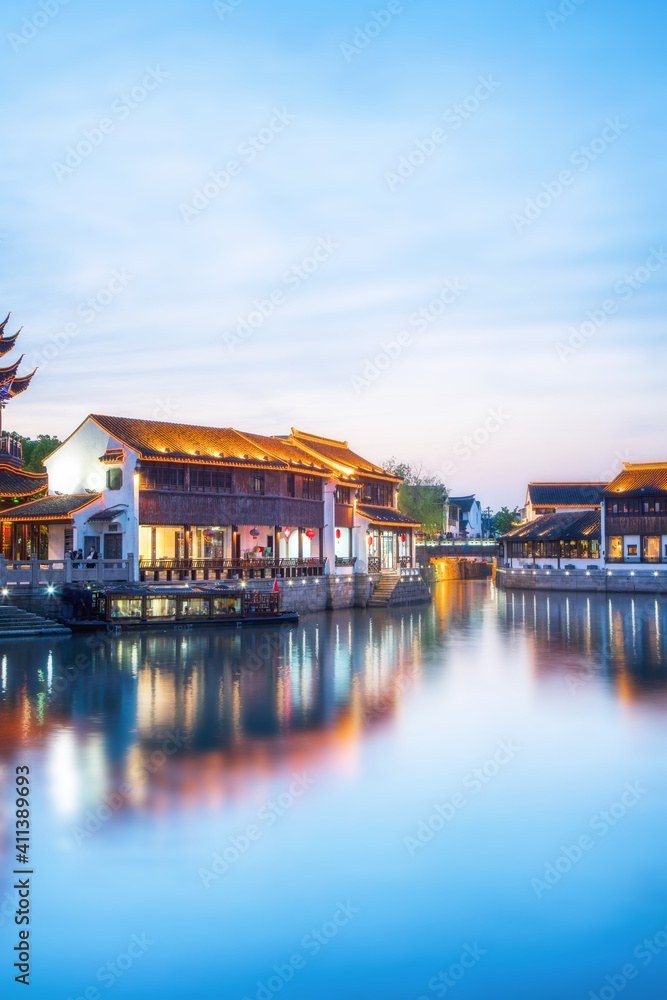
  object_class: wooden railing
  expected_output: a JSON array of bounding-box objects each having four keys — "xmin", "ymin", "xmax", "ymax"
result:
[
  {"xmin": 138, "ymin": 556, "xmax": 327, "ymax": 582},
  {"xmin": 335, "ymin": 556, "xmax": 357, "ymax": 567},
  {"xmin": 0, "ymin": 555, "xmax": 131, "ymax": 588}
]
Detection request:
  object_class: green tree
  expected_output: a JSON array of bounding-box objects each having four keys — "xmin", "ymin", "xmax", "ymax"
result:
[
  {"xmin": 491, "ymin": 506, "xmax": 521, "ymax": 536},
  {"xmin": 384, "ymin": 458, "xmax": 447, "ymax": 535},
  {"xmin": 19, "ymin": 434, "xmax": 62, "ymax": 473}
]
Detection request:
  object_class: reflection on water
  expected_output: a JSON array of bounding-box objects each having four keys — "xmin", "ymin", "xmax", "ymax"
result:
[{"xmin": 2, "ymin": 582, "xmax": 667, "ymax": 1000}]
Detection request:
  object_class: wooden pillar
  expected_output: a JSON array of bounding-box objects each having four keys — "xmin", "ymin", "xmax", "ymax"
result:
[
  {"xmin": 275, "ymin": 526, "xmax": 280, "ymax": 569},
  {"xmin": 298, "ymin": 527, "xmax": 303, "ymax": 564},
  {"xmin": 319, "ymin": 526, "xmax": 324, "ymax": 567}
]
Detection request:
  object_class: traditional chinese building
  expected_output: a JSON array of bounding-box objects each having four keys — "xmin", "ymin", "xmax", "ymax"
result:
[
  {"xmin": 602, "ymin": 461, "xmax": 667, "ymax": 566},
  {"xmin": 1, "ymin": 414, "xmax": 419, "ymax": 578},
  {"xmin": 522, "ymin": 482, "xmax": 606, "ymax": 522},
  {"xmin": 0, "ymin": 314, "xmax": 44, "ymax": 531}
]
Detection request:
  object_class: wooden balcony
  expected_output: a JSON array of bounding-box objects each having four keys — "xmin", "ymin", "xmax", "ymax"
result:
[{"xmin": 138, "ymin": 556, "xmax": 327, "ymax": 582}]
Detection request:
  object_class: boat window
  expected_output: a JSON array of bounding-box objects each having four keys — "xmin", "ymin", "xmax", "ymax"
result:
[
  {"xmin": 110, "ymin": 598, "xmax": 143, "ymax": 619},
  {"xmin": 180, "ymin": 598, "xmax": 209, "ymax": 617},
  {"xmin": 212, "ymin": 596, "xmax": 242, "ymax": 616},
  {"xmin": 146, "ymin": 597, "xmax": 177, "ymax": 618}
]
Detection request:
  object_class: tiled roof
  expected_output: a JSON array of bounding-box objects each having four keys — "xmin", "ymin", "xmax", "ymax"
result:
[
  {"xmin": 356, "ymin": 504, "xmax": 420, "ymax": 526},
  {"xmin": 0, "ymin": 464, "xmax": 48, "ymax": 498},
  {"xmin": 235, "ymin": 430, "xmax": 332, "ymax": 474},
  {"xmin": 604, "ymin": 463, "xmax": 667, "ymax": 494},
  {"xmin": 526, "ymin": 483, "xmax": 606, "ymax": 507},
  {"xmin": 86, "ymin": 504, "xmax": 128, "ymax": 522},
  {"xmin": 448, "ymin": 495, "xmax": 477, "ymax": 512},
  {"xmin": 502, "ymin": 509, "xmax": 600, "ymax": 541},
  {"xmin": 1, "ymin": 494, "xmax": 101, "ymax": 521},
  {"xmin": 288, "ymin": 429, "xmax": 400, "ymax": 481}
]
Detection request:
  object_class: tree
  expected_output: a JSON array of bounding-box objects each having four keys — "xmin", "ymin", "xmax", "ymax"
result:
[
  {"xmin": 19, "ymin": 434, "xmax": 62, "ymax": 473},
  {"xmin": 384, "ymin": 458, "xmax": 447, "ymax": 535},
  {"xmin": 491, "ymin": 506, "xmax": 521, "ymax": 536}
]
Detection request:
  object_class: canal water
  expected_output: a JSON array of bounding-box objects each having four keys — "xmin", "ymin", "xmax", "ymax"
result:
[{"xmin": 2, "ymin": 580, "xmax": 667, "ymax": 999}]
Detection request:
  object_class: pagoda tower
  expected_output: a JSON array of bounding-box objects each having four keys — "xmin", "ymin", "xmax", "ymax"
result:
[
  {"xmin": 0, "ymin": 313, "xmax": 37, "ymax": 465},
  {"xmin": 0, "ymin": 313, "xmax": 45, "ymax": 512}
]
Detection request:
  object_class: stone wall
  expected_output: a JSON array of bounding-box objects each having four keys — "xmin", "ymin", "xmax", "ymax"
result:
[{"xmin": 496, "ymin": 567, "xmax": 667, "ymax": 594}]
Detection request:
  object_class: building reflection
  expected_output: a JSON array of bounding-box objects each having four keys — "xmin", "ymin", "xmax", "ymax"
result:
[
  {"xmin": 0, "ymin": 609, "xmax": 428, "ymax": 814},
  {"xmin": 496, "ymin": 587, "xmax": 667, "ymax": 698}
]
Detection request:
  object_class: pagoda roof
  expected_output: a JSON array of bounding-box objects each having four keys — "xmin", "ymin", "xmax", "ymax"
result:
[
  {"xmin": 0, "ymin": 355, "xmax": 24, "ymax": 385},
  {"xmin": 0, "ymin": 493, "xmax": 101, "ymax": 521},
  {"xmin": 0, "ymin": 332, "xmax": 20, "ymax": 358},
  {"xmin": 0, "ymin": 464, "xmax": 48, "ymax": 499}
]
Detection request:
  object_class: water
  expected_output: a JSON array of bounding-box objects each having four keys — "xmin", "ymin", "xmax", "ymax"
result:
[{"xmin": 2, "ymin": 580, "xmax": 667, "ymax": 999}]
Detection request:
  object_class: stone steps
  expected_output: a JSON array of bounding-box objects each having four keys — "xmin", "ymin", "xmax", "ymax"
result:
[
  {"xmin": 369, "ymin": 573, "xmax": 431, "ymax": 607},
  {"xmin": 0, "ymin": 606, "xmax": 71, "ymax": 636}
]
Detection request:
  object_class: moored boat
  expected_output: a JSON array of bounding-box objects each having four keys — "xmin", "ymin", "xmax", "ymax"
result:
[{"xmin": 65, "ymin": 583, "xmax": 298, "ymax": 632}]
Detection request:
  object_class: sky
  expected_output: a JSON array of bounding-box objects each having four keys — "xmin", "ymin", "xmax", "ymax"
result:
[{"xmin": 1, "ymin": 0, "xmax": 666, "ymax": 510}]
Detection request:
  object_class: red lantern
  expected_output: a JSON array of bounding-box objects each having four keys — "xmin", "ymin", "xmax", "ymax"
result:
[
  {"xmin": 305, "ymin": 529, "xmax": 315, "ymax": 538},
  {"xmin": 283, "ymin": 528, "xmax": 291, "ymax": 539},
  {"xmin": 401, "ymin": 534, "xmax": 406, "ymax": 543},
  {"xmin": 335, "ymin": 529, "xmax": 341, "ymax": 539},
  {"xmin": 367, "ymin": 536, "xmax": 373, "ymax": 546}
]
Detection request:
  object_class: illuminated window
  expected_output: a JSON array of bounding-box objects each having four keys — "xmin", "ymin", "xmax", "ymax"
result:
[
  {"xmin": 145, "ymin": 597, "xmax": 176, "ymax": 618},
  {"xmin": 251, "ymin": 473, "xmax": 265, "ymax": 494},
  {"xmin": 643, "ymin": 536, "xmax": 660, "ymax": 561},
  {"xmin": 180, "ymin": 598, "xmax": 209, "ymax": 617},
  {"xmin": 627, "ymin": 545, "xmax": 638, "ymax": 557},
  {"xmin": 609, "ymin": 537, "xmax": 623, "ymax": 560},
  {"xmin": 212, "ymin": 596, "xmax": 241, "ymax": 616},
  {"xmin": 110, "ymin": 598, "xmax": 143, "ymax": 618}
]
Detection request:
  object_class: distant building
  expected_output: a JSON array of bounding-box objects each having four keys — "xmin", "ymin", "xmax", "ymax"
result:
[
  {"xmin": 523, "ymin": 482, "xmax": 606, "ymax": 522},
  {"xmin": 445, "ymin": 495, "xmax": 483, "ymax": 538},
  {"xmin": 502, "ymin": 462, "xmax": 667, "ymax": 571}
]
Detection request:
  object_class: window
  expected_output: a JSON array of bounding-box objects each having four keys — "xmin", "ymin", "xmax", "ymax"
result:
[
  {"xmin": 190, "ymin": 468, "xmax": 232, "ymax": 493},
  {"xmin": 643, "ymin": 536, "xmax": 660, "ymax": 561},
  {"xmin": 110, "ymin": 598, "xmax": 143, "ymax": 619},
  {"xmin": 627, "ymin": 544, "xmax": 638, "ymax": 557},
  {"xmin": 140, "ymin": 463, "xmax": 185, "ymax": 491},
  {"xmin": 609, "ymin": 537, "xmax": 623, "ymax": 560},
  {"xmin": 106, "ymin": 467, "xmax": 123, "ymax": 490},
  {"xmin": 180, "ymin": 598, "xmax": 209, "ymax": 617},
  {"xmin": 361, "ymin": 481, "xmax": 393, "ymax": 506},
  {"xmin": 145, "ymin": 597, "xmax": 177, "ymax": 618},
  {"xmin": 251, "ymin": 472, "xmax": 265, "ymax": 494},
  {"xmin": 302, "ymin": 476, "xmax": 322, "ymax": 500},
  {"xmin": 212, "ymin": 596, "xmax": 242, "ymax": 616},
  {"xmin": 286, "ymin": 473, "xmax": 295, "ymax": 497},
  {"xmin": 336, "ymin": 486, "xmax": 351, "ymax": 504}
]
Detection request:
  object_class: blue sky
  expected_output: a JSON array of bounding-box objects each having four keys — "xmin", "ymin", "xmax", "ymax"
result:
[{"xmin": 1, "ymin": 0, "xmax": 666, "ymax": 508}]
